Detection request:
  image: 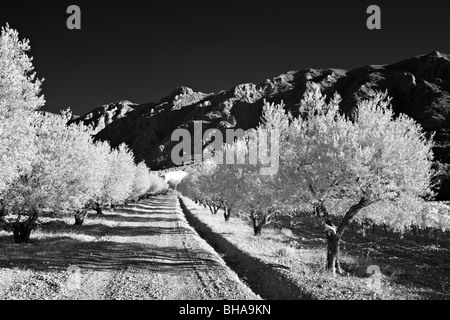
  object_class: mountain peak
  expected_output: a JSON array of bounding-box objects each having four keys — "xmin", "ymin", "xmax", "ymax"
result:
[
  {"xmin": 171, "ymin": 86, "xmax": 195, "ymax": 96},
  {"xmin": 426, "ymin": 50, "xmax": 446, "ymax": 58}
]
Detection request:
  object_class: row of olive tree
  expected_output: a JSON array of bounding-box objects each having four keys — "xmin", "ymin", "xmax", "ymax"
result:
[
  {"xmin": 0, "ymin": 25, "xmax": 168, "ymax": 243},
  {"xmin": 178, "ymin": 82, "xmax": 449, "ymax": 274}
]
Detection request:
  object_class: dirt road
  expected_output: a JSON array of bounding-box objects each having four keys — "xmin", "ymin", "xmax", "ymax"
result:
[{"xmin": 0, "ymin": 193, "xmax": 259, "ymax": 300}]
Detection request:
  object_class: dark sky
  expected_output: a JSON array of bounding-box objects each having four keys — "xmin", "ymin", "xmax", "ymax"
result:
[{"xmin": 2, "ymin": 0, "xmax": 450, "ymax": 115}]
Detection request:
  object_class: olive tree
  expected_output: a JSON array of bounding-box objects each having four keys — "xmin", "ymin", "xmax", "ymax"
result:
[
  {"xmin": 4, "ymin": 111, "xmax": 109, "ymax": 242},
  {"xmin": 129, "ymin": 161, "xmax": 153, "ymax": 201},
  {"xmin": 272, "ymin": 85, "xmax": 434, "ymax": 274},
  {"xmin": 0, "ymin": 24, "xmax": 44, "ymax": 208},
  {"xmin": 94, "ymin": 144, "xmax": 136, "ymax": 214},
  {"xmin": 177, "ymin": 167, "xmax": 204, "ymax": 204},
  {"xmin": 147, "ymin": 172, "xmax": 169, "ymax": 195},
  {"xmin": 177, "ymin": 103, "xmax": 292, "ymax": 228}
]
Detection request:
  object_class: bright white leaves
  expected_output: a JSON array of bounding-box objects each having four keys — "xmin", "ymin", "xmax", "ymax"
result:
[
  {"xmin": 130, "ymin": 162, "xmax": 153, "ymax": 200},
  {"xmin": 416, "ymin": 201, "xmax": 450, "ymax": 231},
  {"xmin": 98, "ymin": 144, "xmax": 167, "ymax": 206},
  {"xmin": 351, "ymin": 94, "xmax": 433, "ymax": 201},
  {"xmin": 130, "ymin": 161, "xmax": 168, "ymax": 200},
  {"xmin": 271, "ymin": 84, "xmax": 435, "ymax": 227},
  {"xmin": 147, "ymin": 172, "xmax": 169, "ymax": 195},
  {"xmin": 4, "ymin": 112, "xmax": 107, "ymax": 213},
  {"xmin": 99, "ymin": 144, "xmax": 136, "ymax": 206},
  {"xmin": 2, "ymin": 108, "xmax": 164, "ymax": 214},
  {"xmin": 180, "ymin": 82, "xmax": 444, "ymax": 230},
  {"xmin": 0, "ymin": 25, "xmax": 167, "ymax": 216},
  {"xmin": 0, "ymin": 25, "xmax": 45, "ymax": 193},
  {"xmin": 2, "ymin": 107, "xmax": 160, "ymax": 214},
  {"xmin": 0, "ymin": 25, "xmax": 44, "ymax": 114}
]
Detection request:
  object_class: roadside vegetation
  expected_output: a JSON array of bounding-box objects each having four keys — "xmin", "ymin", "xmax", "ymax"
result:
[{"xmin": 179, "ymin": 195, "xmax": 450, "ymax": 299}]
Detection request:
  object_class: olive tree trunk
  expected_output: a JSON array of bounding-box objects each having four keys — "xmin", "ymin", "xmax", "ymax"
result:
[
  {"xmin": 74, "ymin": 209, "xmax": 88, "ymax": 226},
  {"xmin": 250, "ymin": 210, "xmax": 274, "ymax": 236},
  {"xmin": 223, "ymin": 205, "xmax": 231, "ymax": 222},
  {"xmin": 315, "ymin": 197, "xmax": 371, "ymax": 274},
  {"xmin": 13, "ymin": 210, "xmax": 39, "ymax": 244},
  {"xmin": 95, "ymin": 202, "xmax": 103, "ymax": 215},
  {"xmin": 212, "ymin": 204, "xmax": 220, "ymax": 215},
  {"xmin": 325, "ymin": 230, "xmax": 342, "ymax": 274},
  {"xmin": 0, "ymin": 203, "xmax": 6, "ymax": 224}
]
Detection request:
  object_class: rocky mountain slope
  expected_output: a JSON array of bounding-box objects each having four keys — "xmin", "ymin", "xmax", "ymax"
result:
[{"xmin": 71, "ymin": 51, "xmax": 450, "ymax": 200}]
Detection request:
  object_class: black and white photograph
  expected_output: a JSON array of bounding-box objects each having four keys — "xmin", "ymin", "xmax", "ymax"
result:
[{"xmin": 0, "ymin": 0, "xmax": 449, "ymax": 307}]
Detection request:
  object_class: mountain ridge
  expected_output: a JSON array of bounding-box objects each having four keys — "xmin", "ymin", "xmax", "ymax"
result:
[{"xmin": 71, "ymin": 51, "xmax": 450, "ymax": 200}]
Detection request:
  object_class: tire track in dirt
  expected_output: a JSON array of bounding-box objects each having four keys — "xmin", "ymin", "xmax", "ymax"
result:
[
  {"xmin": 175, "ymin": 197, "xmax": 257, "ymax": 300},
  {"xmin": 116, "ymin": 194, "xmax": 258, "ymax": 300},
  {"xmin": 1, "ymin": 193, "xmax": 258, "ymax": 300},
  {"xmin": 61, "ymin": 192, "xmax": 259, "ymax": 300}
]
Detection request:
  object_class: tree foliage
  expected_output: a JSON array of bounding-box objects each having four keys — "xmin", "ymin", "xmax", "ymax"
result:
[
  {"xmin": 179, "ymin": 83, "xmax": 440, "ymax": 274},
  {"xmin": 130, "ymin": 161, "xmax": 153, "ymax": 200},
  {"xmin": 130, "ymin": 161, "xmax": 169, "ymax": 200},
  {"xmin": 0, "ymin": 24, "xmax": 44, "ymax": 194},
  {"xmin": 97, "ymin": 144, "xmax": 135, "ymax": 208},
  {"xmin": 4, "ymin": 111, "xmax": 108, "ymax": 215},
  {"xmin": 147, "ymin": 172, "xmax": 169, "ymax": 195}
]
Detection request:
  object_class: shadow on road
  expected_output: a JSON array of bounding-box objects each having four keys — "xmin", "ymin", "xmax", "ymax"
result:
[
  {"xmin": 0, "ymin": 237, "xmax": 220, "ymax": 273},
  {"xmin": 0, "ymin": 195, "xmax": 221, "ymax": 274}
]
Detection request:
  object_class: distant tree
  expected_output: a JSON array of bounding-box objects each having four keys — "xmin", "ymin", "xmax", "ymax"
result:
[
  {"xmin": 411, "ymin": 201, "xmax": 450, "ymax": 244},
  {"xmin": 203, "ymin": 156, "xmax": 249, "ymax": 222},
  {"xmin": 177, "ymin": 105, "xmax": 287, "ymax": 226},
  {"xmin": 178, "ymin": 160, "xmax": 229, "ymax": 218},
  {"xmin": 73, "ymin": 139, "xmax": 110, "ymax": 225},
  {"xmin": 213, "ymin": 113, "xmax": 293, "ymax": 231},
  {"xmin": 197, "ymin": 160, "xmax": 234, "ymax": 219},
  {"xmin": 147, "ymin": 172, "xmax": 169, "ymax": 195},
  {"xmin": 95, "ymin": 144, "xmax": 136, "ymax": 214},
  {"xmin": 177, "ymin": 167, "xmax": 204, "ymax": 204},
  {"xmin": 129, "ymin": 161, "xmax": 152, "ymax": 201},
  {"xmin": 178, "ymin": 103, "xmax": 290, "ymax": 228}
]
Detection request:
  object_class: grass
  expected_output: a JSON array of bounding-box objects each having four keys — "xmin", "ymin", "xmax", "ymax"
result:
[
  {"xmin": 0, "ymin": 204, "xmax": 174, "ymax": 299},
  {"xmin": 0, "ymin": 211, "xmax": 103, "ymax": 299},
  {"xmin": 181, "ymin": 197, "xmax": 450, "ymax": 300}
]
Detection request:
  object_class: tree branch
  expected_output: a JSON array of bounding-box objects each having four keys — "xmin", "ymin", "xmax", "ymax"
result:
[{"xmin": 337, "ymin": 197, "xmax": 372, "ymax": 237}]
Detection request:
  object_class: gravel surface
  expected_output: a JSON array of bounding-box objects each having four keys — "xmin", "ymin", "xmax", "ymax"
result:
[{"xmin": 0, "ymin": 193, "xmax": 259, "ymax": 300}]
